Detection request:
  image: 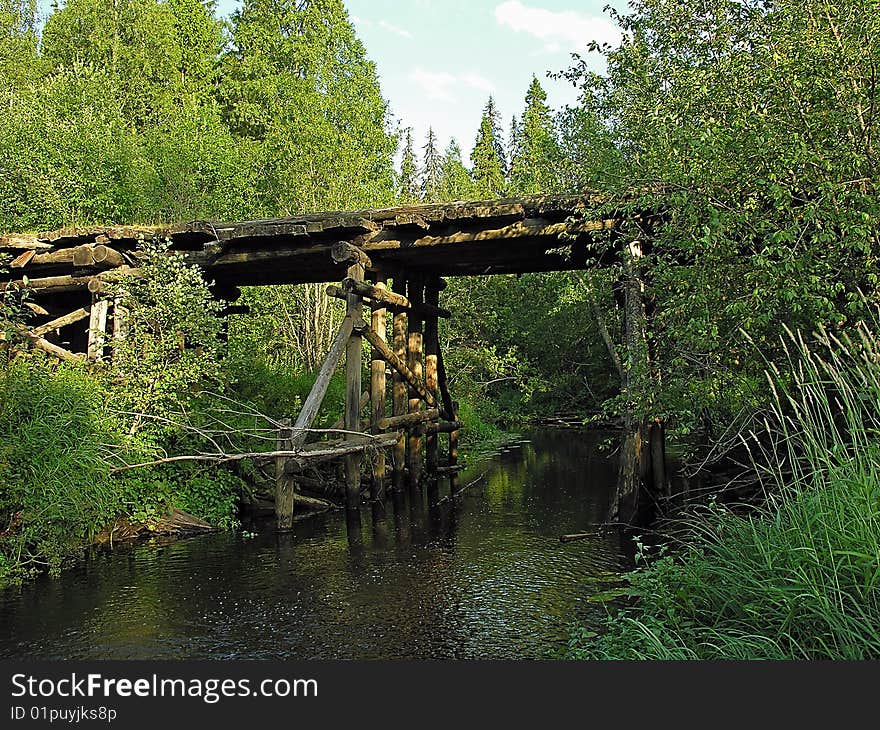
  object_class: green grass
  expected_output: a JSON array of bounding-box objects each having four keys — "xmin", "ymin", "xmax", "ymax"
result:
[{"xmin": 568, "ymin": 320, "xmax": 880, "ymax": 660}]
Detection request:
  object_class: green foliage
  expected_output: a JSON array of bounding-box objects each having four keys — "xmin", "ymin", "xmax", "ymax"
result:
[
  {"xmin": 570, "ymin": 321, "xmax": 880, "ymax": 659},
  {"xmin": 110, "ymin": 241, "xmax": 225, "ymax": 438},
  {"xmin": 509, "ymin": 77, "xmax": 562, "ymax": 195},
  {"xmin": 470, "ymin": 96, "xmax": 507, "ymax": 198}
]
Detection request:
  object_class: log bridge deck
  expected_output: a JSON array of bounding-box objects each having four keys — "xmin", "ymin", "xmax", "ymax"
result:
[{"xmin": 1, "ymin": 194, "xmax": 647, "ymax": 527}]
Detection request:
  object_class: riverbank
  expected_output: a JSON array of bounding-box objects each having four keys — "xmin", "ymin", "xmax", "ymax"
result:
[{"xmin": 567, "ymin": 323, "xmax": 880, "ymax": 660}]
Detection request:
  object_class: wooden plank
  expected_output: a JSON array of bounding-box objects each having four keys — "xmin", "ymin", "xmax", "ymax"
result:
[{"xmin": 87, "ymin": 299, "xmax": 109, "ymax": 362}]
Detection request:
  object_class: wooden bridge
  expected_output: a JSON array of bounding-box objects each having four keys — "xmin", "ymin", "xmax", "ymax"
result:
[{"xmin": 0, "ymin": 194, "xmax": 659, "ymax": 527}]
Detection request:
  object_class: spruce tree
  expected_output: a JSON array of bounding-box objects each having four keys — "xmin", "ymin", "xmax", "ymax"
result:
[
  {"xmin": 439, "ymin": 139, "xmax": 475, "ymax": 201},
  {"xmin": 421, "ymin": 127, "xmax": 443, "ymax": 202},
  {"xmin": 399, "ymin": 128, "xmax": 420, "ymax": 203},
  {"xmin": 470, "ymin": 96, "xmax": 506, "ymax": 198},
  {"xmin": 510, "ymin": 76, "xmax": 562, "ymax": 194}
]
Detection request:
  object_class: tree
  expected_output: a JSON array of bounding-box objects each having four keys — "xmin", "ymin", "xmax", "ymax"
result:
[
  {"xmin": 167, "ymin": 0, "xmax": 223, "ymax": 106},
  {"xmin": 510, "ymin": 76, "xmax": 561, "ymax": 194},
  {"xmin": 471, "ymin": 96, "xmax": 506, "ymax": 198},
  {"xmin": 421, "ymin": 127, "xmax": 443, "ymax": 202},
  {"xmin": 438, "ymin": 139, "xmax": 475, "ymax": 201},
  {"xmin": 507, "ymin": 115, "xmax": 521, "ymax": 183},
  {"xmin": 0, "ymin": 0, "xmax": 40, "ymax": 103},
  {"xmin": 398, "ymin": 127, "xmax": 420, "ymax": 203}
]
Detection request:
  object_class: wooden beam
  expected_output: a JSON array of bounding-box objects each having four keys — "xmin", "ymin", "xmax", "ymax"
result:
[
  {"xmin": 377, "ymin": 409, "xmax": 440, "ymax": 431},
  {"xmin": 355, "ymin": 318, "xmax": 436, "ymax": 409},
  {"xmin": 290, "ymin": 315, "xmax": 355, "ymax": 448},
  {"xmin": 332, "ymin": 242, "xmax": 373, "ymax": 269},
  {"xmin": 327, "ymin": 279, "xmax": 452, "ymax": 319},
  {"xmin": 30, "ymin": 308, "xmax": 90, "ymax": 338},
  {"xmin": 424, "ymin": 421, "xmax": 463, "ymax": 435}
]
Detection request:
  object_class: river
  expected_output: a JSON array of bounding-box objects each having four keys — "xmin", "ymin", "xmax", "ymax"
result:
[{"xmin": 0, "ymin": 428, "xmax": 632, "ymax": 659}]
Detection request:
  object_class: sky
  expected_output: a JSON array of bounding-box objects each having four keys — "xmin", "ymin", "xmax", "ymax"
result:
[{"xmin": 37, "ymin": 0, "xmax": 626, "ymax": 159}]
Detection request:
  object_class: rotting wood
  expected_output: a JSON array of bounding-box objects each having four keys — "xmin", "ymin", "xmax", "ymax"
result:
[
  {"xmin": 276, "ymin": 418, "xmax": 296, "ymax": 530},
  {"xmin": 31, "ymin": 308, "xmax": 90, "ymax": 338},
  {"xmin": 332, "ymin": 242, "xmax": 373, "ymax": 269},
  {"xmin": 424, "ymin": 280, "xmax": 441, "ymax": 473},
  {"xmin": 344, "ymin": 261, "xmax": 365, "ymax": 512},
  {"xmin": 87, "ymin": 299, "xmax": 109, "ymax": 362},
  {"xmin": 327, "ymin": 280, "xmax": 452, "ymax": 319},
  {"xmin": 424, "ymin": 421, "xmax": 463, "ymax": 435}
]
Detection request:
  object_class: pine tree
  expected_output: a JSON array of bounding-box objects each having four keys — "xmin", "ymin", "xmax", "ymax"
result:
[
  {"xmin": 399, "ymin": 128, "xmax": 420, "ymax": 203},
  {"xmin": 510, "ymin": 76, "xmax": 562, "ymax": 194},
  {"xmin": 439, "ymin": 138, "xmax": 475, "ymax": 201},
  {"xmin": 421, "ymin": 127, "xmax": 443, "ymax": 202},
  {"xmin": 470, "ymin": 96, "xmax": 506, "ymax": 198}
]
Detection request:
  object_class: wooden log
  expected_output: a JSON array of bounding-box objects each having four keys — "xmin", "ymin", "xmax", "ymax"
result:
[
  {"xmin": 0, "ymin": 235, "xmax": 52, "ymax": 251},
  {"xmin": 424, "ymin": 421, "xmax": 463, "ymax": 435},
  {"xmin": 613, "ymin": 239, "xmax": 651, "ymax": 523},
  {"xmin": 370, "ymin": 276, "xmax": 388, "ymax": 509},
  {"xmin": 33, "ymin": 336, "xmax": 86, "ymax": 364},
  {"xmin": 328, "ymin": 391, "xmax": 369, "ymax": 432},
  {"xmin": 92, "ymin": 244, "xmax": 125, "ymax": 267},
  {"xmin": 283, "ymin": 433, "xmax": 400, "ymax": 472},
  {"xmin": 87, "ymin": 299, "xmax": 109, "ymax": 362},
  {"xmin": 344, "ymin": 262, "xmax": 365, "ymax": 512},
  {"xmin": 332, "ymin": 242, "xmax": 372, "ymax": 269},
  {"xmin": 424, "ymin": 280, "xmax": 441, "ymax": 473},
  {"xmin": 24, "ymin": 302, "xmax": 50, "ymax": 316},
  {"xmin": 30, "ymin": 308, "xmax": 90, "ymax": 338},
  {"xmin": 391, "ymin": 277, "xmax": 408, "ymax": 493},
  {"xmin": 356, "ymin": 318, "xmax": 436, "ymax": 408},
  {"xmin": 377, "ymin": 409, "xmax": 440, "ymax": 431},
  {"xmin": 276, "ymin": 418, "xmax": 296, "ymax": 530},
  {"xmin": 435, "ymin": 465, "xmax": 465, "ymax": 476},
  {"xmin": 449, "ymin": 401, "xmax": 460, "ymax": 495},
  {"xmin": 327, "ymin": 280, "xmax": 452, "ymax": 319},
  {"xmin": 2, "ymin": 273, "xmax": 95, "ymax": 294},
  {"xmin": 407, "ymin": 279, "xmax": 425, "ymax": 486},
  {"xmin": 10, "ymin": 250, "xmax": 35, "ymax": 268},
  {"xmin": 290, "ymin": 315, "xmax": 354, "ymax": 448}
]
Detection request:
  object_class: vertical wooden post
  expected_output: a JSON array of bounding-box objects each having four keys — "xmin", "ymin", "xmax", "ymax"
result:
[
  {"xmin": 112, "ymin": 297, "xmax": 129, "ymax": 342},
  {"xmin": 275, "ymin": 418, "xmax": 295, "ymax": 530},
  {"xmin": 424, "ymin": 280, "xmax": 441, "ymax": 475},
  {"xmin": 613, "ymin": 238, "xmax": 651, "ymax": 523},
  {"xmin": 370, "ymin": 275, "xmax": 388, "ymax": 512},
  {"xmin": 449, "ymin": 401, "xmax": 460, "ymax": 496},
  {"xmin": 87, "ymin": 298, "xmax": 109, "ymax": 362},
  {"xmin": 391, "ymin": 277, "xmax": 409, "ymax": 493},
  {"xmin": 649, "ymin": 419, "xmax": 668, "ymax": 498},
  {"xmin": 345, "ymin": 262, "xmax": 365, "ymax": 514},
  {"xmin": 407, "ymin": 278, "xmax": 425, "ymax": 487}
]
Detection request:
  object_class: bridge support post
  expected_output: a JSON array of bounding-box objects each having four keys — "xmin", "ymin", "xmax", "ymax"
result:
[
  {"xmin": 370, "ymin": 274, "xmax": 388, "ymax": 518},
  {"xmin": 449, "ymin": 401, "xmax": 460, "ymax": 496},
  {"xmin": 406, "ymin": 278, "xmax": 425, "ymax": 489},
  {"xmin": 391, "ymin": 277, "xmax": 409, "ymax": 493},
  {"xmin": 345, "ymin": 261, "xmax": 365, "ymax": 518},
  {"xmin": 424, "ymin": 279, "xmax": 441, "ymax": 504},
  {"xmin": 275, "ymin": 418, "xmax": 296, "ymax": 530}
]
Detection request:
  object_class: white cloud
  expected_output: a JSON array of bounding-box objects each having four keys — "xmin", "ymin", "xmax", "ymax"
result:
[
  {"xmin": 494, "ymin": 1, "xmax": 620, "ymax": 51},
  {"xmin": 378, "ymin": 20, "xmax": 413, "ymax": 39},
  {"xmin": 409, "ymin": 69, "xmax": 496, "ymax": 102},
  {"xmin": 410, "ymin": 69, "xmax": 459, "ymax": 101}
]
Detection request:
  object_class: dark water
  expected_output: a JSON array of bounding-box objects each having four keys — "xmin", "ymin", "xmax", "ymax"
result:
[{"xmin": 0, "ymin": 429, "xmax": 631, "ymax": 659}]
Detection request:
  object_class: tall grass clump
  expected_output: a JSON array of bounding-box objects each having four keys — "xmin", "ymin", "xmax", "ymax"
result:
[{"xmin": 568, "ymin": 319, "xmax": 880, "ymax": 659}]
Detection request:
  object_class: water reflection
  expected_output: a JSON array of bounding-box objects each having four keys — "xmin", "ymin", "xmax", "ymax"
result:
[{"xmin": 0, "ymin": 429, "xmax": 631, "ymax": 659}]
